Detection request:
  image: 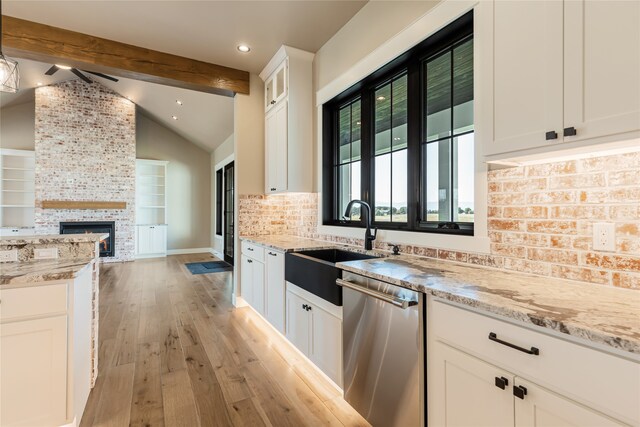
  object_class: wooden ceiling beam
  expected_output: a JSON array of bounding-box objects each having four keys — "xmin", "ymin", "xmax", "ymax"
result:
[{"xmin": 1, "ymin": 15, "xmax": 250, "ymax": 97}]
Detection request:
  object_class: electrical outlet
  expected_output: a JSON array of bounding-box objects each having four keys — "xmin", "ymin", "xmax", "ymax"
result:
[
  {"xmin": 593, "ymin": 223, "xmax": 615, "ymax": 252},
  {"xmin": 0, "ymin": 249, "xmax": 18, "ymax": 262},
  {"xmin": 34, "ymin": 247, "xmax": 59, "ymax": 260}
]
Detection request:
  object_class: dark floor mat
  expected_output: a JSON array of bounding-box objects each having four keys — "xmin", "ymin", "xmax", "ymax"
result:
[{"xmin": 185, "ymin": 261, "xmax": 233, "ymax": 275}]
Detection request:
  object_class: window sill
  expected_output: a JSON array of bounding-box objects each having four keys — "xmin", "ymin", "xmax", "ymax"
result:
[{"xmin": 317, "ymin": 224, "xmax": 490, "ymax": 254}]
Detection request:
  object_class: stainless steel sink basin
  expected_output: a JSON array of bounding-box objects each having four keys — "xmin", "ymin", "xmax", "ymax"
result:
[{"xmin": 285, "ymin": 249, "xmax": 380, "ymax": 306}]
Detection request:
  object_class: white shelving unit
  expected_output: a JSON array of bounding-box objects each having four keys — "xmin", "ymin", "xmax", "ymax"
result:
[
  {"xmin": 0, "ymin": 149, "xmax": 36, "ymax": 236},
  {"xmin": 135, "ymin": 159, "xmax": 168, "ymax": 258}
]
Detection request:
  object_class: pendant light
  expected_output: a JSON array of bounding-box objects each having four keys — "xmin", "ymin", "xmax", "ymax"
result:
[{"xmin": 0, "ymin": 3, "xmax": 20, "ymax": 93}]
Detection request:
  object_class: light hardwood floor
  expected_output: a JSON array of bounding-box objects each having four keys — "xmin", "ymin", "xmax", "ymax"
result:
[{"xmin": 80, "ymin": 253, "xmax": 369, "ymax": 427}]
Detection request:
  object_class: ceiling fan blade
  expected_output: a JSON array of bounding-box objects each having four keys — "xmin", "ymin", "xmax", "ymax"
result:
[
  {"xmin": 45, "ymin": 65, "xmax": 59, "ymax": 75},
  {"xmin": 71, "ymin": 68, "xmax": 93, "ymax": 84},
  {"xmin": 82, "ymin": 70, "xmax": 119, "ymax": 82}
]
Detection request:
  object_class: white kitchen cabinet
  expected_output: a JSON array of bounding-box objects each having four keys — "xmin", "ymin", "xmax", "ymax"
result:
[
  {"xmin": 264, "ymin": 249, "xmax": 286, "ymax": 334},
  {"xmin": 285, "ymin": 289, "xmax": 311, "ymax": 355},
  {"xmin": 241, "ymin": 253, "xmax": 265, "ymax": 315},
  {"xmin": 482, "ymin": 0, "xmax": 640, "ymax": 160},
  {"xmin": 515, "ymin": 379, "xmax": 625, "ymax": 427},
  {"xmin": 431, "ymin": 342, "xmax": 514, "ymax": 427},
  {"xmin": 286, "ymin": 283, "xmax": 342, "ymax": 386},
  {"xmin": 0, "ymin": 267, "xmax": 94, "ymax": 427},
  {"xmin": 427, "ymin": 297, "xmax": 639, "ymax": 426},
  {"xmin": 264, "ymin": 59, "xmax": 287, "ymax": 112},
  {"xmin": 260, "ymin": 45, "xmax": 314, "ymax": 194},
  {"xmin": 265, "ymin": 101, "xmax": 288, "ymax": 194},
  {"xmin": 0, "ymin": 227, "xmax": 35, "ymax": 237},
  {"xmin": 0, "ymin": 315, "xmax": 68, "ymax": 427},
  {"xmin": 135, "ymin": 224, "xmax": 167, "ymax": 258}
]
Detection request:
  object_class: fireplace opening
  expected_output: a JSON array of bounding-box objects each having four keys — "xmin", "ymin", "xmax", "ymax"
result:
[{"xmin": 60, "ymin": 221, "xmax": 115, "ymax": 257}]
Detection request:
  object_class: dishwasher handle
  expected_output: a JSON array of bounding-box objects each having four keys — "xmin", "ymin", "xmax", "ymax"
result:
[{"xmin": 336, "ymin": 278, "xmax": 417, "ymax": 309}]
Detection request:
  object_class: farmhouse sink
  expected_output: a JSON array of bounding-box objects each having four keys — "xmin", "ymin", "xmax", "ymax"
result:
[{"xmin": 285, "ymin": 249, "xmax": 380, "ymax": 306}]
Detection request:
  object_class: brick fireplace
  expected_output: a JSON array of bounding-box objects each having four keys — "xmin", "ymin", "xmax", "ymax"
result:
[{"xmin": 34, "ymin": 79, "xmax": 136, "ymax": 261}]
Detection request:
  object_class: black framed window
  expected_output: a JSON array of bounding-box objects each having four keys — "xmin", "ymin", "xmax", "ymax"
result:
[
  {"xmin": 323, "ymin": 11, "xmax": 473, "ymax": 235},
  {"xmin": 215, "ymin": 168, "xmax": 223, "ymax": 236}
]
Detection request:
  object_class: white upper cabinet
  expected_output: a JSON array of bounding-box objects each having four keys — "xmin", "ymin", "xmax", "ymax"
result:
[
  {"xmin": 260, "ymin": 45, "xmax": 314, "ymax": 194},
  {"xmin": 481, "ymin": 0, "xmax": 640, "ymax": 160}
]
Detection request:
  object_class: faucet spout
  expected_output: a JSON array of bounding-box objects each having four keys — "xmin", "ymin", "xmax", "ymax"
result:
[{"xmin": 344, "ymin": 200, "xmax": 377, "ymax": 250}]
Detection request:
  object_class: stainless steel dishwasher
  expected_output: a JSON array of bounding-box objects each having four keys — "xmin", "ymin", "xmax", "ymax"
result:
[{"xmin": 337, "ymin": 271, "xmax": 424, "ymax": 427}]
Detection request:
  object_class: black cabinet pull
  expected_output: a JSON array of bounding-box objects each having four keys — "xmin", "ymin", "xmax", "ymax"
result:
[
  {"xmin": 302, "ymin": 304, "xmax": 308, "ymax": 310},
  {"xmin": 563, "ymin": 126, "xmax": 577, "ymax": 137},
  {"xmin": 545, "ymin": 131, "xmax": 558, "ymax": 140},
  {"xmin": 488, "ymin": 332, "xmax": 539, "ymax": 355},
  {"xmin": 247, "ymin": 247, "xmax": 254, "ymax": 251},
  {"xmin": 513, "ymin": 385, "xmax": 527, "ymax": 400},
  {"xmin": 268, "ymin": 252, "xmax": 277, "ymax": 257},
  {"xmin": 494, "ymin": 376, "xmax": 509, "ymax": 390},
  {"xmin": 270, "ymin": 187, "xmax": 276, "ymax": 191},
  {"xmin": 247, "ymin": 259, "xmax": 253, "ymax": 264}
]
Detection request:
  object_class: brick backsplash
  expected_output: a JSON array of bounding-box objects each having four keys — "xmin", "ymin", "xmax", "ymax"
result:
[
  {"xmin": 239, "ymin": 151, "xmax": 639, "ymax": 290},
  {"xmin": 34, "ymin": 80, "xmax": 136, "ymax": 261}
]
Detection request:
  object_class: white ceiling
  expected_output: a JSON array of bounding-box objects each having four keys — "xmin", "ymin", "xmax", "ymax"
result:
[
  {"xmin": 0, "ymin": 58, "xmax": 234, "ymax": 152},
  {"xmin": 3, "ymin": 1, "xmax": 367, "ymax": 74}
]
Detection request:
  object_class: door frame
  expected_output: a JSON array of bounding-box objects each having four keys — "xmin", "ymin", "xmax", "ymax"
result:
[
  {"xmin": 223, "ymin": 161, "xmax": 235, "ymax": 265},
  {"xmin": 213, "ymin": 154, "xmax": 234, "ymax": 262}
]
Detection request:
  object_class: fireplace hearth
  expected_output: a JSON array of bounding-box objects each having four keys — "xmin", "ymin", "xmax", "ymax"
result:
[{"xmin": 60, "ymin": 221, "xmax": 115, "ymax": 257}]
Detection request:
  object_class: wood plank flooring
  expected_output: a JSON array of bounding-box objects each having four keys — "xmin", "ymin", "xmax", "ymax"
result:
[{"xmin": 80, "ymin": 253, "xmax": 369, "ymax": 427}]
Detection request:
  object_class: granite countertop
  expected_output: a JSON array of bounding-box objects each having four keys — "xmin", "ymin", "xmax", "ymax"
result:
[
  {"xmin": 337, "ymin": 256, "xmax": 640, "ymax": 355},
  {"xmin": 240, "ymin": 235, "xmax": 340, "ymax": 252},
  {"xmin": 0, "ymin": 257, "xmax": 95, "ymax": 286},
  {"xmin": 0, "ymin": 233, "xmax": 109, "ymax": 245}
]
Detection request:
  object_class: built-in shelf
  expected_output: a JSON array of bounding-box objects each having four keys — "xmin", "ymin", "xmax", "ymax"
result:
[
  {"xmin": 0, "ymin": 149, "xmax": 35, "ymax": 229},
  {"xmin": 136, "ymin": 159, "xmax": 168, "ymax": 258}
]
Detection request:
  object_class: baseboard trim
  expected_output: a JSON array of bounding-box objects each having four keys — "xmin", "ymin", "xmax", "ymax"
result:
[
  {"xmin": 210, "ymin": 249, "xmax": 224, "ymax": 259},
  {"xmin": 166, "ymin": 247, "xmax": 213, "ymax": 255}
]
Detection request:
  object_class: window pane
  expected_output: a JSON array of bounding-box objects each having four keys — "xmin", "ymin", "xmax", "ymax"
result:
[
  {"xmin": 351, "ymin": 101, "xmax": 361, "ymax": 161},
  {"xmin": 374, "ymin": 153, "xmax": 391, "ymax": 222},
  {"xmin": 453, "ymin": 134, "xmax": 474, "ymax": 222},
  {"xmin": 391, "ymin": 149, "xmax": 407, "ymax": 222},
  {"xmin": 422, "ymin": 139, "xmax": 452, "ymax": 222},
  {"xmin": 339, "ymin": 106, "xmax": 351, "ymax": 163},
  {"xmin": 375, "ymin": 84, "xmax": 392, "ymax": 155},
  {"xmin": 339, "ymin": 164, "xmax": 351, "ymax": 218},
  {"xmin": 425, "ymin": 52, "xmax": 452, "ymax": 142},
  {"xmin": 453, "ymin": 39, "xmax": 474, "ymax": 135},
  {"xmin": 392, "ymin": 75, "xmax": 408, "ymax": 151},
  {"xmin": 351, "ymin": 161, "xmax": 361, "ymax": 220}
]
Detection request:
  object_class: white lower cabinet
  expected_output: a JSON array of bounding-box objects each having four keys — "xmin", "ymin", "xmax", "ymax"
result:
[
  {"xmin": 264, "ymin": 250, "xmax": 286, "ymax": 334},
  {"xmin": 241, "ymin": 253, "xmax": 265, "ymax": 314},
  {"xmin": 135, "ymin": 224, "xmax": 167, "ymax": 257},
  {"xmin": 0, "ymin": 267, "xmax": 94, "ymax": 427},
  {"xmin": 286, "ymin": 283, "xmax": 342, "ymax": 387},
  {"xmin": 428, "ymin": 297, "xmax": 638, "ymax": 427}
]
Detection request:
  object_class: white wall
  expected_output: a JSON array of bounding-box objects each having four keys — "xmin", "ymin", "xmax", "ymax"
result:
[
  {"xmin": 0, "ymin": 101, "xmax": 35, "ymax": 150},
  {"xmin": 136, "ymin": 111, "xmax": 212, "ymax": 251},
  {"xmin": 211, "ymin": 133, "xmax": 234, "ymax": 254}
]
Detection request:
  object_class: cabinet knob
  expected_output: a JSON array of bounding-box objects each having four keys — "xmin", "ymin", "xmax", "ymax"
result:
[
  {"xmin": 563, "ymin": 126, "xmax": 577, "ymax": 137},
  {"xmin": 271, "ymin": 100, "xmax": 276, "ymax": 105},
  {"xmin": 513, "ymin": 385, "xmax": 527, "ymax": 400},
  {"xmin": 494, "ymin": 376, "xmax": 509, "ymax": 390},
  {"xmin": 545, "ymin": 130, "xmax": 558, "ymax": 140}
]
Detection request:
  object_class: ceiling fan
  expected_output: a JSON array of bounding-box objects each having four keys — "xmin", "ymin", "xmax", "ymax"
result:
[{"xmin": 44, "ymin": 64, "xmax": 119, "ymax": 83}]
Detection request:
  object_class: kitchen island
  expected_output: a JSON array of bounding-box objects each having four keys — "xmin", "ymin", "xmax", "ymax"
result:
[{"xmin": 0, "ymin": 234, "xmax": 104, "ymax": 427}]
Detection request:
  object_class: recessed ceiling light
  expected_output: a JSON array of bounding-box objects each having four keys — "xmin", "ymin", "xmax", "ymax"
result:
[
  {"xmin": 55, "ymin": 64, "xmax": 72, "ymax": 70},
  {"xmin": 176, "ymin": 100, "xmax": 183, "ymax": 106},
  {"xmin": 172, "ymin": 115, "xmax": 178, "ymax": 120},
  {"xmin": 377, "ymin": 96, "xmax": 386, "ymax": 101},
  {"xmin": 237, "ymin": 44, "xmax": 251, "ymax": 53},
  {"xmin": 36, "ymin": 82, "xmax": 43, "ymax": 86}
]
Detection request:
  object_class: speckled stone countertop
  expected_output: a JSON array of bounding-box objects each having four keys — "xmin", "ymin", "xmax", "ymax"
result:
[
  {"xmin": 0, "ymin": 258, "xmax": 95, "ymax": 286},
  {"xmin": 337, "ymin": 256, "xmax": 640, "ymax": 355},
  {"xmin": 0, "ymin": 233, "xmax": 109, "ymax": 246},
  {"xmin": 240, "ymin": 235, "xmax": 339, "ymax": 252}
]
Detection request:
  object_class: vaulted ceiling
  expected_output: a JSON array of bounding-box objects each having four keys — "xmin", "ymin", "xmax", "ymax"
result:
[{"xmin": 2, "ymin": 1, "xmax": 367, "ymax": 151}]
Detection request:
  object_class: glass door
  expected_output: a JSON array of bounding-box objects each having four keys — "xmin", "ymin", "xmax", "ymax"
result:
[{"xmin": 223, "ymin": 162, "xmax": 235, "ymax": 265}]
